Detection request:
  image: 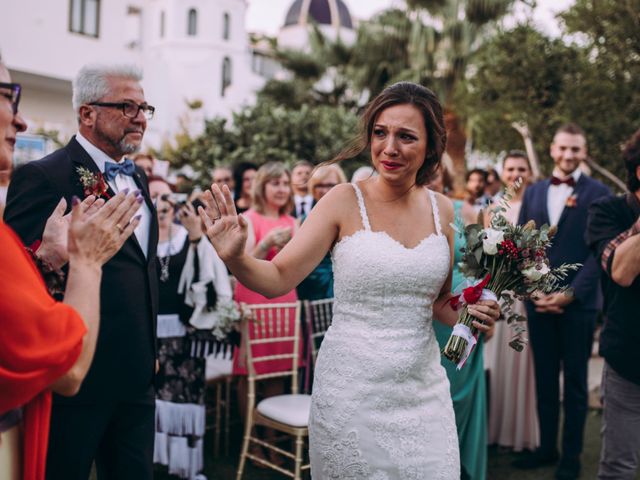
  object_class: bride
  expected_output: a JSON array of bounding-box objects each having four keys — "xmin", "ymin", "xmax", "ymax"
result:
[{"xmin": 199, "ymin": 81, "xmax": 500, "ymax": 479}]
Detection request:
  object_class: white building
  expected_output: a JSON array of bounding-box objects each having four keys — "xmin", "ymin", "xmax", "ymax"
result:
[
  {"xmin": 1, "ymin": 0, "xmax": 264, "ymax": 151},
  {"xmin": 0, "ymin": 0, "xmax": 355, "ymax": 155},
  {"xmin": 278, "ymin": 0, "xmax": 355, "ymax": 50}
]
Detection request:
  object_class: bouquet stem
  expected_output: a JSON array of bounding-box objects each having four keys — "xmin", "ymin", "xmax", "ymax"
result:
[{"xmin": 442, "ymin": 308, "xmax": 478, "ymax": 366}]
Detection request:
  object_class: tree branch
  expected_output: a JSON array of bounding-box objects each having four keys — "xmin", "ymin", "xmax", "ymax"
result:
[
  {"xmin": 510, "ymin": 121, "xmax": 542, "ymax": 180},
  {"xmin": 583, "ymin": 156, "xmax": 628, "ymax": 193}
]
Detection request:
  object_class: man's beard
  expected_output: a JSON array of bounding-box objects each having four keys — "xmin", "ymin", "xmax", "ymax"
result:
[
  {"xmin": 94, "ymin": 122, "xmax": 142, "ymax": 157},
  {"xmin": 118, "ymin": 137, "xmax": 141, "ymax": 155}
]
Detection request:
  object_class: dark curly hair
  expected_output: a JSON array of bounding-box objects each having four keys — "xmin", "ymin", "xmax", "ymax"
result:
[{"xmin": 232, "ymin": 161, "xmax": 258, "ymax": 201}]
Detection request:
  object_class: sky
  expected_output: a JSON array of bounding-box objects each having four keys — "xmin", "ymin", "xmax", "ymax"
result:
[{"xmin": 246, "ymin": 0, "xmax": 576, "ymax": 37}]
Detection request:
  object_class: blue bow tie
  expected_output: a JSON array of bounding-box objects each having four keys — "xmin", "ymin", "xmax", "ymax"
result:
[{"xmin": 104, "ymin": 159, "xmax": 135, "ymax": 181}]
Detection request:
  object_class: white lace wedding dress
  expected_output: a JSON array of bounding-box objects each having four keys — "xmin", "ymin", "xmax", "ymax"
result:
[{"xmin": 309, "ymin": 183, "xmax": 459, "ymax": 480}]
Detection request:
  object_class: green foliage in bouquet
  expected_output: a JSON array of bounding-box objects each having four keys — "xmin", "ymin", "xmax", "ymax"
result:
[{"xmin": 444, "ymin": 180, "xmax": 581, "ymax": 364}]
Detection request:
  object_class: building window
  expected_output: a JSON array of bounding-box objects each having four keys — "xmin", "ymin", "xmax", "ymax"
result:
[
  {"xmin": 160, "ymin": 11, "xmax": 165, "ymax": 38},
  {"xmin": 223, "ymin": 12, "xmax": 230, "ymax": 40},
  {"xmin": 221, "ymin": 57, "xmax": 232, "ymax": 97},
  {"xmin": 69, "ymin": 0, "xmax": 100, "ymax": 37},
  {"xmin": 187, "ymin": 8, "xmax": 197, "ymax": 36}
]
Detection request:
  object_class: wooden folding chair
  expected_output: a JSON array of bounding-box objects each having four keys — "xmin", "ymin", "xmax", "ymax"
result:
[
  {"xmin": 304, "ymin": 298, "xmax": 334, "ymax": 367},
  {"xmin": 205, "ymin": 350, "xmax": 234, "ymax": 458},
  {"xmin": 236, "ymin": 301, "xmax": 310, "ymax": 480}
]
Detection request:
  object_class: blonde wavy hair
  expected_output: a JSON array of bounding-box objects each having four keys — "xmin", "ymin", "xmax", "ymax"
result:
[
  {"xmin": 308, "ymin": 165, "xmax": 348, "ymax": 200},
  {"xmin": 251, "ymin": 162, "xmax": 294, "ymax": 216}
]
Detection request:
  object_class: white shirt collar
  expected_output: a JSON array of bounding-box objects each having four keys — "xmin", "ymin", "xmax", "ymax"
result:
[
  {"xmin": 295, "ymin": 194, "xmax": 313, "ymax": 204},
  {"xmin": 551, "ymin": 166, "xmax": 581, "ymax": 184},
  {"xmin": 75, "ymin": 132, "xmax": 123, "ymax": 173}
]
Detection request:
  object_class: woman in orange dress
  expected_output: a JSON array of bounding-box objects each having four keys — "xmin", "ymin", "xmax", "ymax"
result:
[{"xmin": 0, "ymin": 59, "xmax": 142, "ymax": 480}]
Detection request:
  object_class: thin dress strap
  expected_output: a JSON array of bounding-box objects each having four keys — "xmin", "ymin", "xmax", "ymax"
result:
[
  {"xmin": 428, "ymin": 189, "xmax": 443, "ymax": 236},
  {"xmin": 351, "ymin": 183, "xmax": 371, "ymax": 231}
]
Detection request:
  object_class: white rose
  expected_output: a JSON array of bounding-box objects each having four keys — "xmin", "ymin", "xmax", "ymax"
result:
[
  {"xmin": 523, "ymin": 263, "xmax": 550, "ymax": 282},
  {"xmin": 482, "ymin": 229, "xmax": 505, "ymax": 255}
]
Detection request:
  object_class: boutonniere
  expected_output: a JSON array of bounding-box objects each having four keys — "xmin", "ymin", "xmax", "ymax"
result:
[
  {"xmin": 76, "ymin": 166, "xmax": 110, "ymax": 199},
  {"xmin": 565, "ymin": 193, "xmax": 578, "ymax": 208}
]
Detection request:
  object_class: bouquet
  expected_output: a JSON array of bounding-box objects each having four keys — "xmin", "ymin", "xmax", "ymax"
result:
[
  {"xmin": 442, "ymin": 180, "xmax": 580, "ymax": 369},
  {"xmin": 211, "ymin": 299, "xmax": 243, "ymax": 342},
  {"xmin": 189, "ymin": 299, "xmax": 243, "ymax": 357}
]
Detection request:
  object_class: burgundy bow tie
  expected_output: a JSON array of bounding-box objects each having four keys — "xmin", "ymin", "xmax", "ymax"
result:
[{"xmin": 551, "ymin": 176, "xmax": 575, "ymax": 187}]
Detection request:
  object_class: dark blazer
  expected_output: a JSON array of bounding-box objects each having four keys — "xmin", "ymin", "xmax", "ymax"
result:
[
  {"xmin": 517, "ymin": 174, "xmax": 611, "ymax": 311},
  {"xmin": 4, "ymin": 137, "xmax": 159, "ymax": 404}
]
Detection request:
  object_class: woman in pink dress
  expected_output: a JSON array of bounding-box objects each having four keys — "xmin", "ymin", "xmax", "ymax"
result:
[
  {"xmin": 484, "ymin": 150, "xmax": 540, "ymax": 452},
  {"xmin": 233, "ymin": 162, "xmax": 298, "ymax": 375}
]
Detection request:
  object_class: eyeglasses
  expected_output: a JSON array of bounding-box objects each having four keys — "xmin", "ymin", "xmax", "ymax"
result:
[
  {"xmin": 0, "ymin": 82, "xmax": 21, "ymax": 115},
  {"xmin": 313, "ymin": 183, "xmax": 338, "ymax": 190},
  {"xmin": 88, "ymin": 101, "xmax": 155, "ymax": 120}
]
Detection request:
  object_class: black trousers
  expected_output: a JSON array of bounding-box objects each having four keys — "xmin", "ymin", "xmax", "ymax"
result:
[
  {"xmin": 45, "ymin": 390, "xmax": 155, "ymax": 480},
  {"xmin": 527, "ymin": 307, "xmax": 596, "ymax": 458}
]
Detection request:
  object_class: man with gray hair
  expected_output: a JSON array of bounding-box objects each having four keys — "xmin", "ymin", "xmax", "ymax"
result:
[{"xmin": 5, "ymin": 63, "xmax": 159, "ymax": 479}]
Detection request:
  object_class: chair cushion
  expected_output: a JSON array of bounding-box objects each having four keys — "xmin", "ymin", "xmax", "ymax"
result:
[
  {"xmin": 256, "ymin": 394, "xmax": 311, "ymax": 427},
  {"xmin": 205, "ymin": 355, "xmax": 233, "ymax": 380}
]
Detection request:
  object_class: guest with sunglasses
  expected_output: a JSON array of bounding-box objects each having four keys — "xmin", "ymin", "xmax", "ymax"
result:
[
  {"xmin": 5, "ymin": 63, "xmax": 159, "ymax": 480},
  {"xmin": 296, "ymin": 164, "xmax": 347, "ymax": 301},
  {"xmin": 0, "ymin": 56, "xmax": 144, "ymax": 480}
]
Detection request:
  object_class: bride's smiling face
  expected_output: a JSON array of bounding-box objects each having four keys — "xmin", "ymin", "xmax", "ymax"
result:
[{"xmin": 370, "ymin": 104, "xmax": 428, "ymax": 184}]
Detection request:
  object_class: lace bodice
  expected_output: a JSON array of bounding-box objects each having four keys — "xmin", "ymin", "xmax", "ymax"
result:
[
  {"xmin": 309, "ymin": 183, "xmax": 459, "ymax": 480},
  {"xmin": 331, "ymin": 183, "xmax": 450, "ymax": 330}
]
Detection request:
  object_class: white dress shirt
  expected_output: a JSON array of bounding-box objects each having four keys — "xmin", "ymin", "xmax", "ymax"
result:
[
  {"xmin": 546, "ymin": 167, "xmax": 581, "ymax": 226},
  {"xmin": 76, "ymin": 132, "xmax": 152, "ymax": 257},
  {"xmin": 294, "ymin": 193, "xmax": 313, "ymax": 217}
]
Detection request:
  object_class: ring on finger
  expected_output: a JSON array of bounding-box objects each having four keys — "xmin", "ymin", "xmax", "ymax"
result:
[{"xmin": 116, "ymin": 223, "xmax": 125, "ymax": 234}]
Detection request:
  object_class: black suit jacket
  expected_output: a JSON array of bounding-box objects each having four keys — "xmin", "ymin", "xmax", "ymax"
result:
[{"xmin": 4, "ymin": 137, "xmax": 159, "ymax": 404}]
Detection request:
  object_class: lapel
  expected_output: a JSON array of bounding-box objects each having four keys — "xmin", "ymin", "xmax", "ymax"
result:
[
  {"xmin": 68, "ymin": 137, "xmax": 148, "ymax": 264},
  {"xmin": 556, "ymin": 174, "xmax": 587, "ymax": 228},
  {"xmin": 539, "ymin": 178, "xmax": 552, "ymax": 225},
  {"xmin": 68, "ymin": 137, "xmax": 117, "ymax": 199},
  {"xmin": 132, "ymin": 168, "xmax": 158, "ymax": 265}
]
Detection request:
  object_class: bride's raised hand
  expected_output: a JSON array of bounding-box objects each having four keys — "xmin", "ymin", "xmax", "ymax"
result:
[{"xmin": 198, "ymin": 184, "xmax": 248, "ymax": 261}]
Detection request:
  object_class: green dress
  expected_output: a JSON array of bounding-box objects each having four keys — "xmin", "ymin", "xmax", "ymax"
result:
[
  {"xmin": 434, "ymin": 199, "xmax": 487, "ymax": 480},
  {"xmin": 295, "ymin": 210, "xmax": 334, "ymax": 301}
]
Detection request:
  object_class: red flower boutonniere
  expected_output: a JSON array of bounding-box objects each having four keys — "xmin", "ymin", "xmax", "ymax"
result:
[
  {"xmin": 76, "ymin": 166, "xmax": 110, "ymax": 199},
  {"xmin": 565, "ymin": 194, "xmax": 578, "ymax": 208}
]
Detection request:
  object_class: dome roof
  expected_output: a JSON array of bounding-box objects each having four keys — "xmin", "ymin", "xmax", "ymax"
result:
[{"xmin": 284, "ymin": 0, "xmax": 353, "ymax": 30}]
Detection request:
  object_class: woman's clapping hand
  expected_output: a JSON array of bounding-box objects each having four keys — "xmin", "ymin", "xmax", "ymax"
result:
[
  {"xmin": 177, "ymin": 202, "xmax": 202, "ymax": 241},
  {"xmin": 68, "ymin": 191, "xmax": 143, "ymax": 268}
]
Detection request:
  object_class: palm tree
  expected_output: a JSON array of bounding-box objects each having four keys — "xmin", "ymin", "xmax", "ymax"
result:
[
  {"xmin": 260, "ymin": 1, "xmax": 522, "ymax": 191},
  {"xmin": 259, "ymin": 24, "xmax": 359, "ymax": 109},
  {"xmin": 351, "ymin": 0, "xmax": 519, "ymax": 192}
]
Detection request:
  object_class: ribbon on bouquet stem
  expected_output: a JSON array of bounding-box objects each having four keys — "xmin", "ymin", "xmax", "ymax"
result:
[
  {"xmin": 448, "ymin": 273, "xmax": 491, "ymax": 311},
  {"xmin": 448, "ymin": 274, "xmax": 497, "ymax": 369}
]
